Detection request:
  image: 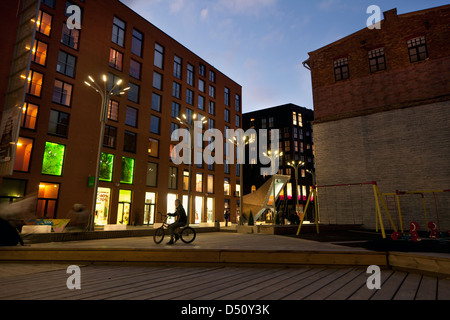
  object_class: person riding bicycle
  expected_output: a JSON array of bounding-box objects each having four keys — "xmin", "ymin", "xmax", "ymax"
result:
[{"xmin": 167, "ymin": 199, "xmax": 187, "ymax": 245}]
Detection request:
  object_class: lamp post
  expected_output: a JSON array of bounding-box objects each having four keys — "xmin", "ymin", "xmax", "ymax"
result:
[
  {"xmin": 228, "ymin": 135, "xmax": 254, "ymax": 224},
  {"xmin": 262, "ymin": 150, "xmax": 283, "ymax": 223},
  {"xmin": 176, "ymin": 113, "xmax": 207, "ymax": 226},
  {"xmin": 287, "ymin": 160, "xmax": 305, "ymax": 214},
  {"xmin": 84, "ymin": 75, "xmax": 129, "ymax": 231}
]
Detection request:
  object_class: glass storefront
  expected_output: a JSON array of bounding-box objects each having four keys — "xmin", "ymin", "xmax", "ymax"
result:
[
  {"xmin": 95, "ymin": 187, "xmax": 111, "ymax": 226},
  {"xmin": 167, "ymin": 193, "xmax": 177, "ymax": 224},
  {"xmin": 144, "ymin": 192, "xmax": 156, "ymax": 225},
  {"xmin": 117, "ymin": 189, "xmax": 131, "ymax": 225},
  {"xmin": 207, "ymin": 197, "xmax": 214, "ymax": 223},
  {"xmin": 195, "ymin": 196, "xmax": 203, "ymax": 224}
]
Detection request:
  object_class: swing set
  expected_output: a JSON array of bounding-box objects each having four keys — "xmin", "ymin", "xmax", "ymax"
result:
[{"xmin": 296, "ymin": 181, "xmax": 399, "ymax": 239}]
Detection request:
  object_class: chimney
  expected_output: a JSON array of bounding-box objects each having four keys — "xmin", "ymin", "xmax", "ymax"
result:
[{"xmin": 383, "ymin": 8, "xmax": 398, "ymax": 21}]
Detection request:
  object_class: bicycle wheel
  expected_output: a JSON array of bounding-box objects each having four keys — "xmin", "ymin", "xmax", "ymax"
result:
[
  {"xmin": 153, "ymin": 227, "xmax": 165, "ymax": 244},
  {"xmin": 180, "ymin": 227, "xmax": 196, "ymax": 244}
]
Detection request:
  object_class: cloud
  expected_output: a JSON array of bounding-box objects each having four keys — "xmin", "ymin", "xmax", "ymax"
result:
[
  {"xmin": 318, "ymin": 0, "xmax": 340, "ymax": 12},
  {"xmin": 170, "ymin": 0, "xmax": 185, "ymax": 13}
]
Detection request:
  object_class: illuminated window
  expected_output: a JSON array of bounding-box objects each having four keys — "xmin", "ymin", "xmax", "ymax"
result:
[
  {"xmin": 21, "ymin": 102, "xmax": 38, "ymax": 130},
  {"xmin": 61, "ymin": 23, "xmax": 79, "ymax": 49},
  {"xmin": 36, "ymin": 10, "xmax": 52, "ymax": 36},
  {"xmin": 251, "ymin": 185, "xmax": 256, "ymax": 193},
  {"xmin": 26, "ymin": 70, "xmax": 43, "ymax": 97},
  {"xmin": 99, "ymin": 153, "xmax": 114, "ymax": 182},
  {"xmin": 52, "ymin": 80, "xmax": 72, "ymax": 106},
  {"xmin": 146, "ymin": 162, "xmax": 158, "ymax": 187},
  {"xmin": 168, "ymin": 167, "xmax": 178, "ymax": 190},
  {"xmin": 13, "ymin": 137, "xmax": 33, "ymax": 172},
  {"xmin": 293, "ymin": 112, "xmax": 297, "ymax": 126},
  {"xmin": 196, "ymin": 173, "xmax": 203, "ymax": 192},
  {"xmin": 109, "ymin": 48, "xmax": 123, "ymax": 71},
  {"xmin": 0, "ymin": 178, "xmax": 26, "ymax": 203},
  {"xmin": 183, "ymin": 170, "xmax": 189, "ymax": 191},
  {"xmin": 117, "ymin": 190, "xmax": 132, "ymax": 225},
  {"xmin": 207, "ymin": 174, "xmax": 214, "ymax": 194},
  {"xmin": 224, "ymin": 178, "xmax": 230, "ymax": 196},
  {"xmin": 144, "ymin": 192, "xmax": 156, "ymax": 225},
  {"xmin": 41, "ymin": 142, "xmax": 65, "ymax": 176},
  {"xmin": 108, "ymin": 100, "xmax": 119, "ymax": 121},
  {"xmin": 37, "ymin": 183, "xmax": 60, "ymax": 219},
  {"xmin": 298, "ymin": 113, "xmax": 303, "ymax": 127},
  {"xmin": 31, "ymin": 40, "xmax": 48, "ymax": 66},
  {"xmin": 148, "ymin": 138, "xmax": 159, "ymax": 158},
  {"xmin": 120, "ymin": 157, "xmax": 135, "ymax": 184}
]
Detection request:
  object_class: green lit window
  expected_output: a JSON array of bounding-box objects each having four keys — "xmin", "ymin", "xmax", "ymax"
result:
[
  {"xmin": 99, "ymin": 153, "xmax": 114, "ymax": 182},
  {"xmin": 42, "ymin": 142, "xmax": 65, "ymax": 176},
  {"xmin": 120, "ymin": 157, "xmax": 135, "ymax": 184}
]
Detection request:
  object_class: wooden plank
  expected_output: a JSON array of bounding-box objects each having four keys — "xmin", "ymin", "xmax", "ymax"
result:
[
  {"xmin": 258, "ymin": 268, "xmax": 328, "ymax": 300},
  {"xmin": 393, "ymin": 273, "xmax": 422, "ymax": 300},
  {"xmin": 286, "ymin": 268, "xmax": 351, "ymax": 300},
  {"xmin": 175, "ymin": 268, "xmax": 259, "ymax": 300},
  {"xmin": 239, "ymin": 268, "xmax": 313, "ymax": 300},
  {"xmin": 371, "ymin": 271, "xmax": 408, "ymax": 300},
  {"xmin": 348, "ymin": 269, "xmax": 393, "ymax": 300},
  {"xmin": 69, "ymin": 267, "xmax": 219, "ymax": 300},
  {"xmin": 437, "ymin": 278, "xmax": 450, "ymax": 300},
  {"xmin": 415, "ymin": 276, "xmax": 437, "ymax": 300},
  {"xmin": 325, "ymin": 271, "xmax": 368, "ymax": 300},
  {"xmin": 188, "ymin": 268, "xmax": 290, "ymax": 301},
  {"xmin": 216, "ymin": 268, "xmax": 298, "ymax": 300},
  {"xmin": 304, "ymin": 268, "xmax": 365, "ymax": 300}
]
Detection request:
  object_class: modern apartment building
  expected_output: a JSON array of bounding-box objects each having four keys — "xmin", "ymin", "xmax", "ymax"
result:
[
  {"xmin": 242, "ymin": 104, "xmax": 315, "ymax": 221},
  {"xmin": 0, "ymin": 0, "xmax": 242, "ymax": 226},
  {"xmin": 303, "ymin": 5, "xmax": 450, "ymax": 230}
]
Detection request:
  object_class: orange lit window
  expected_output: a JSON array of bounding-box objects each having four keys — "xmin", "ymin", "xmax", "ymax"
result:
[
  {"xmin": 109, "ymin": 48, "xmax": 123, "ymax": 71},
  {"xmin": 13, "ymin": 137, "xmax": 33, "ymax": 172},
  {"xmin": 36, "ymin": 10, "xmax": 52, "ymax": 36},
  {"xmin": 37, "ymin": 182, "xmax": 60, "ymax": 219},
  {"xmin": 31, "ymin": 40, "xmax": 48, "ymax": 66},
  {"xmin": 22, "ymin": 102, "xmax": 38, "ymax": 130},
  {"xmin": 26, "ymin": 70, "xmax": 44, "ymax": 97}
]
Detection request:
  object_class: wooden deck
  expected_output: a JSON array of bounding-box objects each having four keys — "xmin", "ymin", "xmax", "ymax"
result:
[{"xmin": 0, "ymin": 264, "xmax": 449, "ymax": 300}]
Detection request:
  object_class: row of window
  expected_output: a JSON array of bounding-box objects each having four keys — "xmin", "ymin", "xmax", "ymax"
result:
[{"xmin": 334, "ymin": 36, "xmax": 429, "ymax": 81}]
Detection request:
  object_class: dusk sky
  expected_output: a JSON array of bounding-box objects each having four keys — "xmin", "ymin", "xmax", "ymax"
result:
[{"xmin": 120, "ymin": 0, "xmax": 449, "ymax": 113}]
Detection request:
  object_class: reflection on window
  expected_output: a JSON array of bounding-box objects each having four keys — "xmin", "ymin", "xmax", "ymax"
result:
[
  {"xmin": 99, "ymin": 153, "xmax": 114, "ymax": 182},
  {"xmin": 120, "ymin": 157, "xmax": 135, "ymax": 184}
]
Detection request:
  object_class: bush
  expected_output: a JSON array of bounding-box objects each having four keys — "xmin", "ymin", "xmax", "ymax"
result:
[{"xmin": 248, "ymin": 211, "xmax": 254, "ymax": 226}]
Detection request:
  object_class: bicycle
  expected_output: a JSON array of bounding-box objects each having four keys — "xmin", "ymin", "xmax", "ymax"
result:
[{"xmin": 153, "ymin": 212, "xmax": 196, "ymax": 244}]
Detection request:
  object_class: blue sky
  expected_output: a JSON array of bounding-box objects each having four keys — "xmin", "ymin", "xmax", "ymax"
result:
[{"xmin": 120, "ymin": 0, "xmax": 449, "ymax": 113}]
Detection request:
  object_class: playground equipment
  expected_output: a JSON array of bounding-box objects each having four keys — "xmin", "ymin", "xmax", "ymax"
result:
[{"xmin": 296, "ymin": 181, "xmax": 399, "ymax": 239}]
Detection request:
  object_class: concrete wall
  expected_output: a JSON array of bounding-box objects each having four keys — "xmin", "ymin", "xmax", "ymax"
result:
[{"xmin": 313, "ymin": 100, "xmax": 450, "ymax": 231}]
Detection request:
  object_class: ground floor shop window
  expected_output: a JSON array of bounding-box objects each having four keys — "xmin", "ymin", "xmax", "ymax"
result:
[
  {"xmin": 195, "ymin": 196, "xmax": 203, "ymax": 224},
  {"xmin": 117, "ymin": 189, "xmax": 131, "ymax": 225},
  {"xmin": 167, "ymin": 193, "xmax": 177, "ymax": 224},
  {"xmin": 37, "ymin": 182, "xmax": 59, "ymax": 218},
  {"xmin": 207, "ymin": 197, "xmax": 214, "ymax": 223},
  {"xmin": 144, "ymin": 192, "xmax": 156, "ymax": 225},
  {"xmin": 95, "ymin": 187, "xmax": 111, "ymax": 226}
]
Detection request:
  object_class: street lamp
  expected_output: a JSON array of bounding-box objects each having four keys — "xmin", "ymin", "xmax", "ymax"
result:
[
  {"xmin": 228, "ymin": 135, "xmax": 254, "ymax": 224},
  {"xmin": 287, "ymin": 160, "xmax": 305, "ymax": 214},
  {"xmin": 262, "ymin": 150, "xmax": 283, "ymax": 223},
  {"xmin": 84, "ymin": 74, "xmax": 129, "ymax": 231},
  {"xmin": 176, "ymin": 113, "xmax": 207, "ymax": 226}
]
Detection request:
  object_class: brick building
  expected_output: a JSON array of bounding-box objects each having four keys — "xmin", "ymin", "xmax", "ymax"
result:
[
  {"xmin": 243, "ymin": 104, "xmax": 315, "ymax": 222},
  {"xmin": 0, "ymin": 0, "xmax": 242, "ymax": 227},
  {"xmin": 304, "ymin": 5, "xmax": 450, "ymax": 230}
]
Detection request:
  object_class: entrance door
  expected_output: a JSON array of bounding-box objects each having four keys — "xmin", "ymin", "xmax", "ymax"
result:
[
  {"xmin": 144, "ymin": 192, "xmax": 156, "ymax": 225},
  {"xmin": 117, "ymin": 190, "xmax": 132, "ymax": 225}
]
